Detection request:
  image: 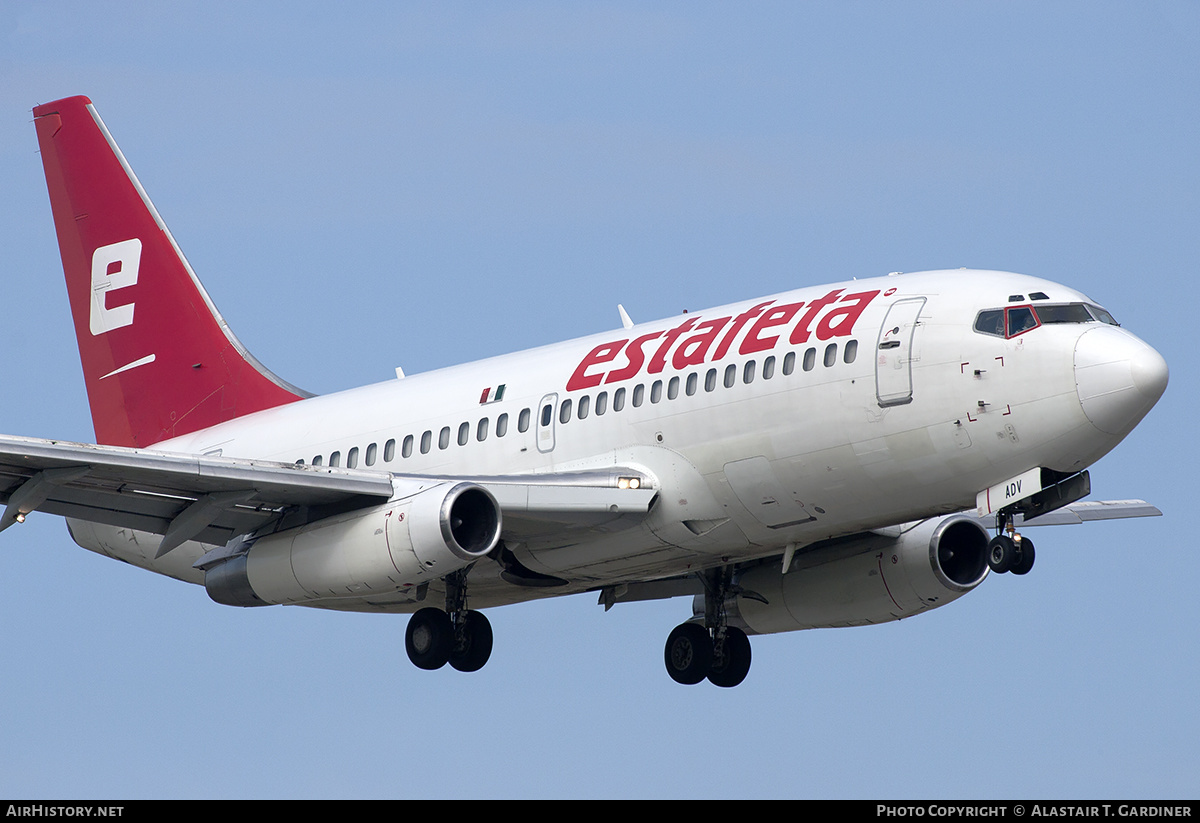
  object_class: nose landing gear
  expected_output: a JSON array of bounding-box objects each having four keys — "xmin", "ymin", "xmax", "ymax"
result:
[{"xmin": 987, "ymin": 512, "xmax": 1036, "ymax": 576}]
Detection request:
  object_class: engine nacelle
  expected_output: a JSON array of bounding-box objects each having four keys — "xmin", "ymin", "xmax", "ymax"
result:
[
  {"xmin": 206, "ymin": 481, "xmax": 501, "ymax": 607},
  {"xmin": 726, "ymin": 515, "xmax": 990, "ymax": 635}
]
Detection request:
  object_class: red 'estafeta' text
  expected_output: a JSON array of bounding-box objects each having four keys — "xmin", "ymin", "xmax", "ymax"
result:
[{"xmin": 566, "ymin": 288, "xmax": 880, "ymax": 391}]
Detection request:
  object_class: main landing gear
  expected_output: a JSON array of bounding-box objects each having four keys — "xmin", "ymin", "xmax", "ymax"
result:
[
  {"xmin": 404, "ymin": 568, "xmax": 494, "ymax": 672},
  {"xmin": 987, "ymin": 511, "xmax": 1035, "ymax": 576},
  {"xmin": 663, "ymin": 567, "xmax": 756, "ymax": 688}
]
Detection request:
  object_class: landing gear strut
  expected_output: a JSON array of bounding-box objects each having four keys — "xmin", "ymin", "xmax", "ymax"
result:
[
  {"xmin": 987, "ymin": 511, "xmax": 1035, "ymax": 576},
  {"xmin": 403, "ymin": 567, "xmax": 494, "ymax": 672},
  {"xmin": 663, "ymin": 567, "xmax": 755, "ymax": 688}
]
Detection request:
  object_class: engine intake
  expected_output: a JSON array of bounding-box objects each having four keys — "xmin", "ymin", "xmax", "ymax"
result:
[
  {"xmin": 206, "ymin": 481, "xmax": 501, "ymax": 607},
  {"xmin": 727, "ymin": 514, "xmax": 990, "ymax": 635}
]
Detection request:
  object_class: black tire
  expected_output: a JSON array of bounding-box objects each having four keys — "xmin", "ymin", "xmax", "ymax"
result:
[
  {"xmin": 405, "ymin": 607, "xmax": 452, "ymax": 670},
  {"xmin": 707, "ymin": 626, "xmax": 752, "ymax": 688},
  {"xmin": 449, "ymin": 609, "xmax": 494, "ymax": 673},
  {"xmin": 1010, "ymin": 536, "xmax": 1036, "ymax": 575},
  {"xmin": 664, "ymin": 622, "xmax": 713, "ymax": 685},
  {"xmin": 987, "ymin": 535, "xmax": 1016, "ymax": 574}
]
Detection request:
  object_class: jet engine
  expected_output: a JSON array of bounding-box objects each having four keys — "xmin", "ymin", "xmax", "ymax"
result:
[
  {"xmin": 726, "ymin": 515, "xmax": 990, "ymax": 635},
  {"xmin": 205, "ymin": 481, "xmax": 501, "ymax": 607}
]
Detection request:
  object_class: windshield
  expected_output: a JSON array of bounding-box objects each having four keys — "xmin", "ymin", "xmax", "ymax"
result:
[{"xmin": 973, "ymin": 302, "xmax": 1118, "ymax": 339}]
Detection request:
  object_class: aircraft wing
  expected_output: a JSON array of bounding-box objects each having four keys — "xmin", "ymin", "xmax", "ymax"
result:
[
  {"xmin": 598, "ymin": 499, "xmax": 1163, "ymax": 609},
  {"xmin": 1009, "ymin": 499, "xmax": 1162, "ymax": 526},
  {"xmin": 0, "ymin": 434, "xmax": 659, "ymax": 556},
  {"xmin": 0, "ymin": 433, "xmax": 396, "ymax": 553}
]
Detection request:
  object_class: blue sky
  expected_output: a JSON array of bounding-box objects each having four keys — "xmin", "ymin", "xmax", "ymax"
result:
[{"xmin": 0, "ymin": 1, "xmax": 1196, "ymax": 799}]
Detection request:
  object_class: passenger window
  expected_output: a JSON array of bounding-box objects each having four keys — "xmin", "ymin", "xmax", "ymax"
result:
[
  {"xmin": 578, "ymin": 395, "xmax": 590, "ymax": 419},
  {"xmin": 330, "ymin": 451, "xmax": 341, "ymax": 467},
  {"xmin": 650, "ymin": 380, "xmax": 663, "ymax": 404},
  {"xmin": 824, "ymin": 343, "xmax": 837, "ymax": 367},
  {"xmin": 632, "ymin": 384, "xmax": 645, "ymax": 407},
  {"xmin": 366, "ymin": 443, "xmax": 377, "ymax": 466},
  {"xmin": 458, "ymin": 422, "xmax": 469, "ymax": 446},
  {"xmin": 439, "ymin": 427, "xmax": 451, "ymax": 449},
  {"xmin": 347, "ymin": 447, "xmax": 359, "ymax": 468},
  {"xmin": 763, "ymin": 356, "xmax": 775, "ymax": 380},
  {"xmin": 295, "ymin": 458, "xmax": 305, "ymax": 465},
  {"xmin": 783, "ymin": 352, "xmax": 795, "ymax": 375},
  {"xmin": 559, "ymin": 399, "xmax": 573, "ymax": 424},
  {"xmin": 541, "ymin": 404, "xmax": 553, "ymax": 427},
  {"xmin": 705, "ymin": 368, "xmax": 717, "ymax": 392},
  {"xmin": 477, "ymin": 418, "xmax": 489, "ymax": 441},
  {"xmin": 614, "ymin": 387, "xmax": 626, "ymax": 411},
  {"xmin": 497, "ymin": 413, "xmax": 509, "ymax": 437},
  {"xmin": 402, "ymin": 435, "xmax": 413, "ymax": 458},
  {"xmin": 595, "ymin": 392, "xmax": 608, "ymax": 416},
  {"xmin": 312, "ymin": 455, "xmax": 322, "ymax": 466},
  {"xmin": 421, "ymin": 431, "xmax": 432, "ymax": 454},
  {"xmin": 519, "ymin": 408, "xmax": 531, "ymax": 433},
  {"xmin": 844, "ymin": 340, "xmax": 858, "ymax": 364},
  {"xmin": 803, "ymin": 348, "xmax": 816, "ymax": 371},
  {"xmin": 384, "ymin": 439, "xmax": 396, "ymax": 462},
  {"xmin": 686, "ymin": 373, "xmax": 698, "ymax": 396},
  {"xmin": 724, "ymin": 364, "xmax": 736, "ymax": 388},
  {"xmin": 667, "ymin": 377, "xmax": 679, "ymax": 400}
]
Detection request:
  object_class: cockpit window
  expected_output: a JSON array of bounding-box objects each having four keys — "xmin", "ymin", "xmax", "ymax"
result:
[
  {"xmin": 1035, "ymin": 303, "xmax": 1095, "ymax": 324},
  {"xmin": 974, "ymin": 302, "xmax": 1118, "ymax": 339},
  {"xmin": 974, "ymin": 310, "xmax": 1005, "ymax": 337},
  {"xmin": 1007, "ymin": 306, "xmax": 1039, "ymax": 336},
  {"xmin": 972, "ymin": 305, "xmax": 1038, "ymax": 338}
]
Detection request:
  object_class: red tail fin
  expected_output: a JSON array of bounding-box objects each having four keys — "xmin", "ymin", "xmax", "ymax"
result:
[{"xmin": 34, "ymin": 96, "xmax": 308, "ymax": 447}]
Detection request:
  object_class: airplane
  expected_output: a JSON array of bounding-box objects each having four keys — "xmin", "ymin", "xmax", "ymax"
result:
[{"xmin": 3, "ymin": 94, "xmax": 1167, "ymax": 688}]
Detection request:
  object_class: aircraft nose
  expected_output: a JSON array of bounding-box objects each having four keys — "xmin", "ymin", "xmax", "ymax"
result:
[{"xmin": 1074, "ymin": 325, "xmax": 1168, "ymax": 436}]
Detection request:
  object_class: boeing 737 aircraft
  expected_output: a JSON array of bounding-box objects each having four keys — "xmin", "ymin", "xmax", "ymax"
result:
[{"xmin": 3, "ymin": 95, "xmax": 1168, "ymax": 687}]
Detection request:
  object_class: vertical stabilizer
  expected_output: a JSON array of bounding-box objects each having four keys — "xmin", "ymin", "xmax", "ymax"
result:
[{"xmin": 33, "ymin": 96, "xmax": 309, "ymax": 447}]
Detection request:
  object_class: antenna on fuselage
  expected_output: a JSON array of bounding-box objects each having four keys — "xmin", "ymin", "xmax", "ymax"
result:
[{"xmin": 618, "ymin": 304, "xmax": 634, "ymax": 330}]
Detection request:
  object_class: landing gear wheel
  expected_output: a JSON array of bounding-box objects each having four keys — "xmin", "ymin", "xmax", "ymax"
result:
[
  {"xmin": 405, "ymin": 608, "xmax": 453, "ymax": 670},
  {"xmin": 987, "ymin": 535, "xmax": 1016, "ymax": 574},
  {"xmin": 1010, "ymin": 536, "xmax": 1036, "ymax": 575},
  {"xmin": 664, "ymin": 622, "xmax": 713, "ymax": 685},
  {"xmin": 707, "ymin": 626, "xmax": 752, "ymax": 688},
  {"xmin": 449, "ymin": 610, "xmax": 493, "ymax": 673}
]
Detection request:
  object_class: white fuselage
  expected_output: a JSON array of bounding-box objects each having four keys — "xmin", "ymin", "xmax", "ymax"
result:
[{"xmin": 67, "ymin": 268, "xmax": 1162, "ymax": 612}]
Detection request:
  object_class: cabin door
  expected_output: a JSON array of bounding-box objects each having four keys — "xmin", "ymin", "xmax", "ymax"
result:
[{"xmin": 875, "ymin": 297, "xmax": 926, "ymax": 407}]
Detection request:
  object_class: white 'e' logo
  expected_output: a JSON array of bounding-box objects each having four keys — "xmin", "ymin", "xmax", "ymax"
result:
[{"xmin": 90, "ymin": 238, "xmax": 142, "ymax": 336}]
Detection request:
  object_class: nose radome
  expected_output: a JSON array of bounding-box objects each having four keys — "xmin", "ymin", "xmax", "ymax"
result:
[{"xmin": 1074, "ymin": 326, "xmax": 1168, "ymax": 436}]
